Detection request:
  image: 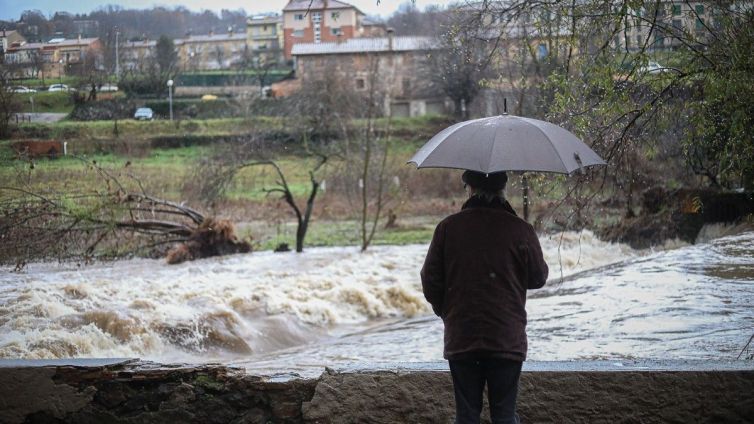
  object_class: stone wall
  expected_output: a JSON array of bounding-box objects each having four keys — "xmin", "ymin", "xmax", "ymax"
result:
[{"xmin": 1, "ymin": 359, "xmax": 752, "ymax": 423}]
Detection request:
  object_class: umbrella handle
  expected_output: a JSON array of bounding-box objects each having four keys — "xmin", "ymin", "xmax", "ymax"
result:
[{"xmin": 522, "ymin": 173, "xmax": 529, "ymax": 222}]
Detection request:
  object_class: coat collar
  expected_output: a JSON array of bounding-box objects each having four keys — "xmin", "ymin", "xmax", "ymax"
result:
[{"xmin": 461, "ymin": 195, "xmax": 518, "ymax": 217}]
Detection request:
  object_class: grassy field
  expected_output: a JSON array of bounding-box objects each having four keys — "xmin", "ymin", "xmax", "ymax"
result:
[
  {"xmin": 9, "ymin": 114, "xmax": 447, "ymax": 140},
  {"xmin": 12, "ymin": 75, "xmax": 90, "ymax": 89},
  {"xmin": 1, "ymin": 115, "xmax": 614, "ymax": 254},
  {"xmin": 15, "ymin": 92, "xmax": 76, "ymax": 114}
]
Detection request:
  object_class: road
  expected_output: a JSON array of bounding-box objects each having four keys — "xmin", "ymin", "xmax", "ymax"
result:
[{"xmin": 12, "ymin": 113, "xmax": 67, "ymax": 124}]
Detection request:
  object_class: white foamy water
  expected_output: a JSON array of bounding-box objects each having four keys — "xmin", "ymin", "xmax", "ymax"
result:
[
  {"xmin": 237, "ymin": 231, "xmax": 754, "ymax": 376},
  {"xmin": 0, "ymin": 230, "xmax": 629, "ymax": 363}
]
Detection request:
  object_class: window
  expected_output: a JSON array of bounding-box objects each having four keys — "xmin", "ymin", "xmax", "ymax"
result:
[
  {"xmin": 402, "ymin": 78, "xmax": 411, "ymax": 95},
  {"xmin": 537, "ymin": 43, "xmax": 548, "ymax": 59},
  {"xmin": 293, "ymin": 30, "xmax": 304, "ymax": 37},
  {"xmin": 695, "ymin": 18, "xmax": 705, "ymax": 30},
  {"xmin": 312, "ymin": 12, "xmax": 322, "ymax": 23},
  {"xmin": 695, "ymin": 5, "xmax": 704, "ymax": 15},
  {"xmin": 355, "ymin": 78, "xmax": 365, "ymax": 90},
  {"xmin": 654, "ymin": 33, "xmax": 664, "ymax": 47},
  {"xmin": 672, "ymin": 19, "xmax": 682, "ymax": 29},
  {"xmin": 295, "ymin": 13, "xmax": 305, "ymax": 21},
  {"xmin": 331, "ymin": 11, "xmax": 340, "ymax": 20},
  {"xmin": 331, "ymin": 28, "xmax": 342, "ymax": 36},
  {"xmin": 672, "ymin": 5, "xmax": 681, "ymax": 16}
]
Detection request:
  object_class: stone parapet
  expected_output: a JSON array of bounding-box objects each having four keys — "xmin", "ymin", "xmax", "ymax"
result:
[{"xmin": 1, "ymin": 359, "xmax": 752, "ymax": 423}]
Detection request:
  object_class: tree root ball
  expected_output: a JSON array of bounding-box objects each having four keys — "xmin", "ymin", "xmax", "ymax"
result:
[{"xmin": 166, "ymin": 218, "xmax": 251, "ymax": 265}]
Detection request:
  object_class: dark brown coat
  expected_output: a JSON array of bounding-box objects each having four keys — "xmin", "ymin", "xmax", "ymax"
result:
[{"xmin": 421, "ymin": 196, "xmax": 548, "ymax": 361}]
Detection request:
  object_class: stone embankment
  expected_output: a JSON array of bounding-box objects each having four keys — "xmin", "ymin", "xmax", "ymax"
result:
[
  {"xmin": 1, "ymin": 359, "xmax": 752, "ymax": 423},
  {"xmin": 600, "ymin": 188, "xmax": 754, "ymax": 248}
]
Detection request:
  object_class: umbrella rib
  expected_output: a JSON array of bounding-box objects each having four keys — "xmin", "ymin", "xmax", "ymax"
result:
[
  {"xmin": 484, "ymin": 120, "xmax": 503, "ymax": 173},
  {"xmin": 527, "ymin": 120, "xmax": 570, "ymax": 173},
  {"xmin": 464, "ymin": 119, "xmax": 492, "ymax": 173}
]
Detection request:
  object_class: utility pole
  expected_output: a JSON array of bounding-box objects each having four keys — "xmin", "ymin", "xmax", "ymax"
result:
[{"xmin": 115, "ymin": 29, "xmax": 120, "ymax": 79}]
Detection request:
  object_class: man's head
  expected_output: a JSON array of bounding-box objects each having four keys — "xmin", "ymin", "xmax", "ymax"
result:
[{"xmin": 462, "ymin": 170, "xmax": 508, "ymax": 199}]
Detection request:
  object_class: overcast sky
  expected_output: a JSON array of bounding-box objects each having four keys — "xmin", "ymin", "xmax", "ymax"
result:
[{"xmin": 0, "ymin": 0, "xmax": 451, "ymax": 21}]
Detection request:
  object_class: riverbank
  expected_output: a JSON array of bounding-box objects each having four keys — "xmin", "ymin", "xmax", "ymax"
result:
[{"xmin": 2, "ymin": 358, "xmax": 752, "ymax": 423}]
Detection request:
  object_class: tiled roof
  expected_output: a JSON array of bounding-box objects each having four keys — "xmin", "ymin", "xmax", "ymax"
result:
[
  {"xmin": 49, "ymin": 38, "xmax": 99, "ymax": 47},
  {"xmin": 122, "ymin": 33, "xmax": 247, "ymax": 49},
  {"xmin": 284, "ymin": 0, "xmax": 362, "ymax": 13},
  {"xmin": 7, "ymin": 38, "xmax": 98, "ymax": 51},
  {"xmin": 291, "ymin": 36, "xmax": 437, "ymax": 55},
  {"xmin": 361, "ymin": 17, "xmax": 384, "ymax": 27},
  {"xmin": 7, "ymin": 42, "xmax": 44, "ymax": 51},
  {"xmin": 124, "ymin": 40, "xmax": 156, "ymax": 48},
  {"xmin": 248, "ymin": 15, "xmax": 283, "ymax": 25},
  {"xmin": 180, "ymin": 33, "xmax": 247, "ymax": 43}
]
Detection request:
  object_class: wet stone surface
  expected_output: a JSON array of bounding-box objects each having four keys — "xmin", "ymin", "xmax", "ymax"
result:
[{"xmin": 1, "ymin": 359, "xmax": 753, "ymax": 423}]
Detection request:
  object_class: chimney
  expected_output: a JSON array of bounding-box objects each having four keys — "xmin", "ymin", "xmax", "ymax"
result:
[{"xmin": 387, "ymin": 27, "xmax": 394, "ymax": 51}]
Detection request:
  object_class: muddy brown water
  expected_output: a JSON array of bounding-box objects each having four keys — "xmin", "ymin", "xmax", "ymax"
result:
[{"xmin": 1, "ymin": 229, "xmax": 752, "ymax": 377}]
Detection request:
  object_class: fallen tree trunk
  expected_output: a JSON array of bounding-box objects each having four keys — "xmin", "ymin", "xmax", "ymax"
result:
[{"xmin": 0, "ymin": 161, "xmax": 250, "ymax": 268}]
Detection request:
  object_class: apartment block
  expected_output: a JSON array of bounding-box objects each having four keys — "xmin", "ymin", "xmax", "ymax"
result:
[{"xmin": 283, "ymin": 0, "xmax": 366, "ymax": 60}]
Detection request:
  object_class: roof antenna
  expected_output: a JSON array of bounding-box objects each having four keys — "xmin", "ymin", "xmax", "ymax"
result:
[{"xmin": 503, "ymin": 98, "xmax": 508, "ymax": 115}]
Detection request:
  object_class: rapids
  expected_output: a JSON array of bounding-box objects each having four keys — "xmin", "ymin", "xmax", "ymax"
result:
[{"xmin": 1, "ymin": 229, "xmax": 753, "ymax": 376}]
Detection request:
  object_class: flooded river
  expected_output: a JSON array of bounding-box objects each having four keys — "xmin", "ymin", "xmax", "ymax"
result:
[{"xmin": 1, "ymin": 229, "xmax": 753, "ymax": 376}]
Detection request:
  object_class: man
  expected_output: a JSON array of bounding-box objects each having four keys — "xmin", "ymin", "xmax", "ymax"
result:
[{"xmin": 421, "ymin": 170, "xmax": 549, "ymax": 424}]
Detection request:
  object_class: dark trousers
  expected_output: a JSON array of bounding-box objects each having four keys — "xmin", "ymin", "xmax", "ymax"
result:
[{"xmin": 449, "ymin": 358, "xmax": 522, "ymax": 424}]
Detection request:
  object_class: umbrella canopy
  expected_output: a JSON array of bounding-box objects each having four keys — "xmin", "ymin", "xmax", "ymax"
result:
[{"xmin": 408, "ymin": 114, "xmax": 606, "ymax": 174}]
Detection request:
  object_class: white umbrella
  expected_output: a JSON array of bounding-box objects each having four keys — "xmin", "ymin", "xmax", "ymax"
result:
[{"xmin": 408, "ymin": 114, "xmax": 606, "ymax": 174}]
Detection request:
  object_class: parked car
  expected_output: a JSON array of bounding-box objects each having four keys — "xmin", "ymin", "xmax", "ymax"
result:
[
  {"xmin": 11, "ymin": 86, "xmax": 37, "ymax": 93},
  {"xmin": 99, "ymin": 83, "xmax": 119, "ymax": 92},
  {"xmin": 639, "ymin": 61, "xmax": 668, "ymax": 74},
  {"xmin": 48, "ymin": 84, "xmax": 72, "ymax": 92},
  {"xmin": 134, "ymin": 107, "xmax": 154, "ymax": 121}
]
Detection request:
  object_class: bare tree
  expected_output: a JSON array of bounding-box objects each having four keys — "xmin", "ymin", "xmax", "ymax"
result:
[
  {"xmin": 0, "ymin": 159, "xmax": 250, "ymax": 267},
  {"xmin": 0, "ymin": 65, "xmax": 20, "ymax": 138},
  {"xmin": 212, "ymin": 45, "xmax": 225, "ymax": 69},
  {"xmin": 350, "ymin": 56, "xmax": 396, "ymax": 251},
  {"xmin": 429, "ymin": 10, "xmax": 494, "ymax": 120},
  {"xmin": 238, "ymin": 45, "xmax": 279, "ymax": 95},
  {"xmin": 193, "ymin": 133, "xmax": 329, "ymax": 253}
]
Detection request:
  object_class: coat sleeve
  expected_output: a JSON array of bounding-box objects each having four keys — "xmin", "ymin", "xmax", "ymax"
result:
[
  {"xmin": 526, "ymin": 228, "xmax": 549, "ymax": 289},
  {"xmin": 421, "ymin": 222, "xmax": 446, "ymax": 317}
]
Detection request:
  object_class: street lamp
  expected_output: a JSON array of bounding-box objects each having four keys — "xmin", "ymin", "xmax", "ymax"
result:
[
  {"xmin": 167, "ymin": 79, "xmax": 174, "ymax": 121},
  {"xmin": 58, "ymin": 59, "xmax": 64, "ymax": 85}
]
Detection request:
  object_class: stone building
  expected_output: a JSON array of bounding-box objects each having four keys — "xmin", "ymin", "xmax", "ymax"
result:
[
  {"xmin": 178, "ymin": 31, "xmax": 248, "ymax": 71},
  {"xmin": 614, "ymin": 1, "xmax": 719, "ymax": 51},
  {"xmin": 4, "ymin": 35, "xmax": 102, "ymax": 78},
  {"xmin": 0, "ymin": 30, "xmax": 25, "ymax": 59},
  {"xmin": 122, "ymin": 31, "xmax": 249, "ymax": 72},
  {"xmin": 247, "ymin": 14, "xmax": 284, "ymax": 64},
  {"xmin": 291, "ymin": 32, "xmax": 447, "ymax": 117}
]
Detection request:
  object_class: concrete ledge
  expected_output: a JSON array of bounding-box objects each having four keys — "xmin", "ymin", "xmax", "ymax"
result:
[{"xmin": 0, "ymin": 359, "xmax": 752, "ymax": 423}]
